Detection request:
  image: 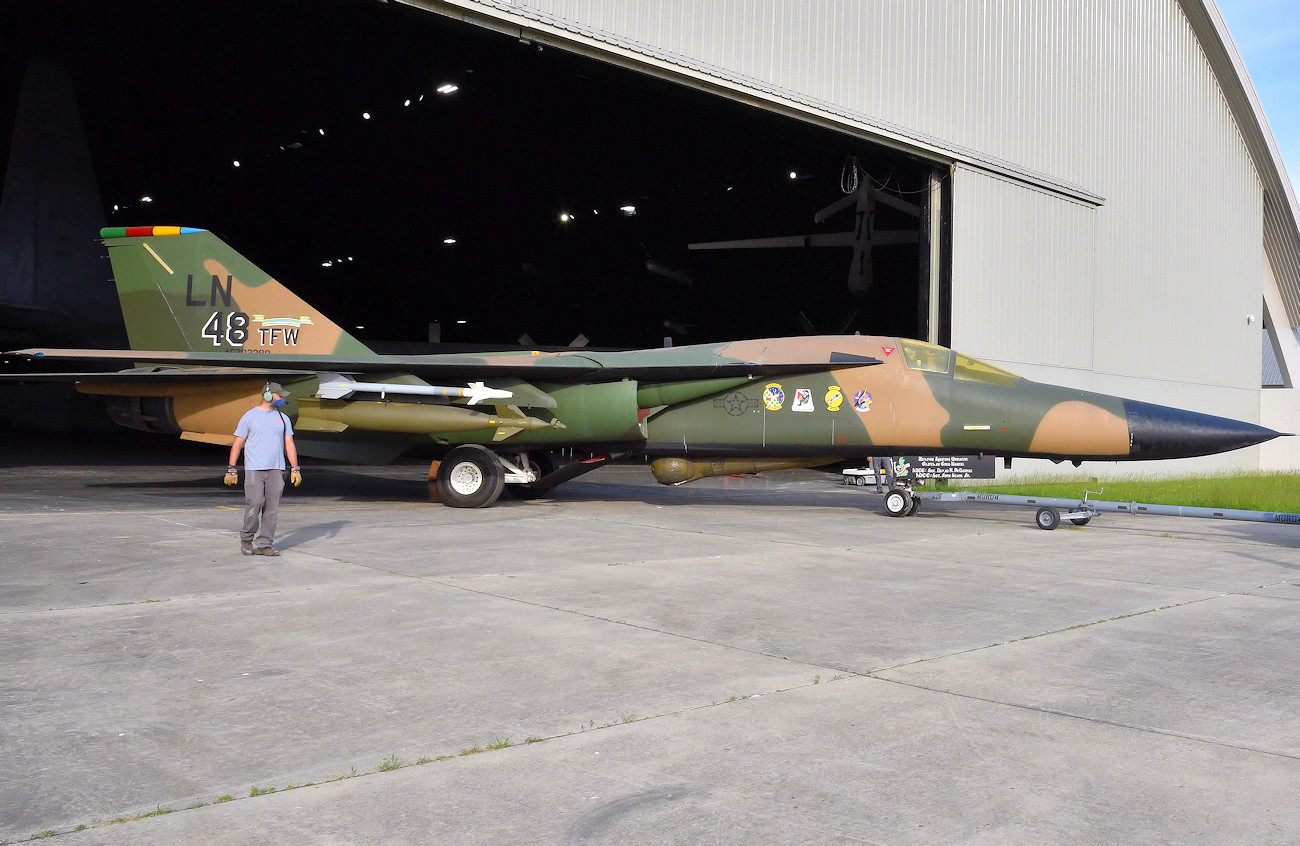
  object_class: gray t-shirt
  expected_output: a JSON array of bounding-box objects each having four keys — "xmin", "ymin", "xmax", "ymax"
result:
[{"xmin": 234, "ymin": 408, "xmax": 294, "ymax": 470}]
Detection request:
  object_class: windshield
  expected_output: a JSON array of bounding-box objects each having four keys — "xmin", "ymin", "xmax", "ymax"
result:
[{"xmin": 954, "ymin": 353, "xmax": 1022, "ymax": 386}]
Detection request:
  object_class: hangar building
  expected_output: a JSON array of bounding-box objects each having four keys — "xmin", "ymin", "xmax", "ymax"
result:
[{"xmin": 399, "ymin": 0, "xmax": 1300, "ymax": 473}]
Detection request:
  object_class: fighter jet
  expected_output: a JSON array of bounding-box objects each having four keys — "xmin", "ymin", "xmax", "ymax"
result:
[{"xmin": 3, "ymin": 226, "xmax": 1284, "ymax": 514}]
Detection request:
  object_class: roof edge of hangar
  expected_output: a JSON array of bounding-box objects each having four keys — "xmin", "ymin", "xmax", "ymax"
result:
[
  {"xmin": 398, "ymin": 0, "xmax": 1106, "ymax": 208},
  {"xmin": 1182, "ymin": 0, "xmax": 1300, "ymax": 326}
]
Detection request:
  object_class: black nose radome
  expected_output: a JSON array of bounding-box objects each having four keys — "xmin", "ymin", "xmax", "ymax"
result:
[{"xmin": 1124, "ymin": 399, "xmax": 1284, "ymax": 459}]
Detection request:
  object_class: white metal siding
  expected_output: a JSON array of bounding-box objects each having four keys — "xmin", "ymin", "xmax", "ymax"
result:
[{"xmin": 950, "ymin": 167, "xmax": 1095, "ymax": 371}]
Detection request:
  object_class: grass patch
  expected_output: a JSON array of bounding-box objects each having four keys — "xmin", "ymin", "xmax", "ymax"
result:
[
  {"xmin": 486, "ymin": 737, "xmax": 511, "ymax": 750},
  {"xmin": 378, "ymin": 753, "xmax": 402, "ymax": 772},
  {"xmin": 249, "ymin": 785, "xmax": 276, "ymax": 797},
  {"xmin": 966, "ymin": 471, "xmax": 1300, "ymax": 513}
]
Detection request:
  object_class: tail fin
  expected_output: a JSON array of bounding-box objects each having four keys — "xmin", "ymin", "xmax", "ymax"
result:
[{"xmin": 100, "ymin": 226, "xmax": 373, "ymax": 355}]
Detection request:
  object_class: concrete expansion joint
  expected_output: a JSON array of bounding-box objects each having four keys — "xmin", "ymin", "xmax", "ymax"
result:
[
  {"xmin": 7, "ymin": 671, "xmax": 869, "ymax": 845},
  {"xmin": 423, "ymin": 575, "xmax": 856, "ymax": 673},
  {"xmin": 873, "ymin": 673, "xmax": 1300, "ymax": 764},
  {"xmin": 867, "ymin": 596, "xmax": 1220, "ymax": 680}
]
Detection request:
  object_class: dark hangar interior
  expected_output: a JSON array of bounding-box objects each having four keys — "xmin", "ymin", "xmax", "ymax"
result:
[{"xmin": 2, "ymin": 0, "xmax": 941, "ymax": 352}]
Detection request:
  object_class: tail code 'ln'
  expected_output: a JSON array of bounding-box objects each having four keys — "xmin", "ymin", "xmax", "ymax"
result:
[{"xmin": 100, "ymin": 226, "xmax": 373, "ymax": 357}]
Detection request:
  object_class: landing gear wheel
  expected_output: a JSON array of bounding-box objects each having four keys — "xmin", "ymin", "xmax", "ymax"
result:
[
  {"xmin": 436, "ymin": 445, "xmax": 505, "ymax": 508},
  {"xmin": 1035, "ymin": 507, "xmax": 1061, "ymax": 530},
  {"xmin": 1069, "ymin": 515, "xmax": 1093, "ymax": 526},
  {"xmin": 905, "ymin": 496, "xmax": 921, "ymax": 516},
  {"xmin": 884, "ymin": 488, "xmax": 913, "ymax": 517},
  {"xmin": 504, "ymin": 452, "xmax": 558, "ymax": 500}
]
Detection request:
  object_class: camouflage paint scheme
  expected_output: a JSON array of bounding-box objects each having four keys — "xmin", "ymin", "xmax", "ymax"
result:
[{"xmin": 7, "ymin": 228, "xmax": 1282, "ymax": 505}]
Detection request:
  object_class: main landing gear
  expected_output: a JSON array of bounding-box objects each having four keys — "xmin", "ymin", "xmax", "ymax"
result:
[
  {"xmin": 433, "ymin": 448, "xmax": 615, "ymax": 508},
  {"xmin": 436, "ymin": 444, "xmax": 505, "ymax": 508}
]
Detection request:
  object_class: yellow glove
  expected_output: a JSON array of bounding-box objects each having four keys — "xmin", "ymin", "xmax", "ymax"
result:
[
  {"xmin": 224, "ymin": 466, "xmax": 239, "ymax": 486},
  {"xmin": 290, "ymin": 467, "xmax": 302, "ymax": 487}
]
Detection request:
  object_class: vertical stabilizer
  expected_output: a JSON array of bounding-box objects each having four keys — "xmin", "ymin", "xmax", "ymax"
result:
[
  {"xmin": 101, "ymin": 227, "xmax": 373, "ymax": 355},
  {"xmin": 0, "ymin": 58, "xmax": 118, "ymax": 346}
]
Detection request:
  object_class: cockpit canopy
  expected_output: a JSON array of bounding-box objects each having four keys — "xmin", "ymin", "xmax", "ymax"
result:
[{"xmin": 898, "ymin": 340, "xmax": 1021, "ymax": 386}]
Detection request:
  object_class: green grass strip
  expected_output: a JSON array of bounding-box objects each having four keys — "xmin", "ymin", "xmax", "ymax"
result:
[{"xmin": 956, "ymin": 471, "xmax": 1300, "ymax": 514}]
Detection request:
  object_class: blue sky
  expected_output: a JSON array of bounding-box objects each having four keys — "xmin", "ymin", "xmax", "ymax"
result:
[{"xmin": 1216, "ymin": 0, "xmax": 1300, "ymax": 191}]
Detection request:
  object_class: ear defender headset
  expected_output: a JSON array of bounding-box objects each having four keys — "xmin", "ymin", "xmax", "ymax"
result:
[{"xmin": 263, "ymin": 381, "xmax": 274, "ymax": 402}]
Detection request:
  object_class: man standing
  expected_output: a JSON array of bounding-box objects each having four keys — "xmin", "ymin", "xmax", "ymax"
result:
[
  {"xmin": 869, "ymin": 455, "xmax": 896, "ymax": 493},
  {"xmin": 225, "ymin": 382, "xmax": 301, "ymax": 556}
]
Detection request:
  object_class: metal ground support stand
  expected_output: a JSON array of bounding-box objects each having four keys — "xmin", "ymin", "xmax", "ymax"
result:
[{"xmin": 911, "ymin": 489, "xmax": 1300, "ymax": 531}]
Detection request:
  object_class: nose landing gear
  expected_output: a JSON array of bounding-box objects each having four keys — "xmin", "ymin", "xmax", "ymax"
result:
[{"xmin": 883, "ymin": 486, "xmax": 921, "ymax": 518}]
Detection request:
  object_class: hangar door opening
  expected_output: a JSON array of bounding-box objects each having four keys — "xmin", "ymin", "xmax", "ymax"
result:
[
  {"xmin": 3, "ymin": 0, "xmax": 950, "ymax": 350},
  {"xmin": 393, "ymin": 6, "xmax": 954, "ymax": 348}
]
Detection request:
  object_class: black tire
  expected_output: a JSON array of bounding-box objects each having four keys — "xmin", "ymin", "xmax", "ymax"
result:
[
  {"xmin": 884, "ymin": 489, "xmax": 912, "ymax": 517},
  {"xmin": 436, "ymin": 445, "xmax": 505, "ymax": 508},
  {"xmin": 503, "ymin": 452, "xmax": 558, "ymax": 500},
  {"xmin": 1035, "ymin": 507, "xmax": 1060, "ymax": 530},
  {"xmin": 1069, "ymin": 515, "xmax": 1093, "ymax": 526},
  {"xmin": 905, "ymin": 496, "xmax": 921, "ymax": 516},
  {"xmin": 855, "ymin": 475, "xmax": 867, "ymax": 487}
]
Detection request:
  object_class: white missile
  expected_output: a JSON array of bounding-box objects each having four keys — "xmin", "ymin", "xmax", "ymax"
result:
[{"xmin": 316, "ymin": 373, "xmax": 513, "ymax": 405}]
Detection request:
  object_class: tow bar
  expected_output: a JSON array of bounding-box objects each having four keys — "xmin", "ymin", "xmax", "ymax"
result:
[{"xmin": 909, "ymin": 489, "xmax": 1300, "ymax": 530}]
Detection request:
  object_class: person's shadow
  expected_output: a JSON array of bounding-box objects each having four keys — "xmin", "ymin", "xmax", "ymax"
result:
[{"xmin": 274, "ymin": 520, "xmax": 350, "ymax": 549}]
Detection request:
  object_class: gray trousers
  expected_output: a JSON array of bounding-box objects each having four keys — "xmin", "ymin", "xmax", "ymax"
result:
[
  {"xmin": 242, "ymin": 469, "xmax": 285, "ymax": 548},
  {"xmin": 870, "ymin": 456, "xmax": 896, "ymax": 492}
]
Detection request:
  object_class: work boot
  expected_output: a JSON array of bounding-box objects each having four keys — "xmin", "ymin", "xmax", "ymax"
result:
[
  {"xmin": 253, "ymin": 547, "xmax": 279, "ymax": 557},
  {"xmin": 241, "ymin": 541, "xmax": 254, "ymax": 555}
]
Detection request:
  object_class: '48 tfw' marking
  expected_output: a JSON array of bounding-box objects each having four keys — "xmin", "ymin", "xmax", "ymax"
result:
[{"xmin": 201, "ymin": 312, "xmax": 303, "ymax": 347}]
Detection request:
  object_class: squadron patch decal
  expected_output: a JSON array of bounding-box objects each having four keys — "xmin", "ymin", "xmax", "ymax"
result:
[
  {"xmin": 792, "ymin": 388, "xmax": 814, "ymax": 413},
  {"xmin": 762, "ymin": 383, "xmax": 785, "ymax": 411},
  {"xmin": 853, "ymin": 390, "xmax": 872, "ymax": 412},
  {"xmin": 825, "ymin": 385, "xmax": 843, "ymax": 412}
]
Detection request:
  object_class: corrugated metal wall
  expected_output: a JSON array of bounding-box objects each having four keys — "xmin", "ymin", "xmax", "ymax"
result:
[
  {"xmin": 950, "ymin": 167, "xmax": 1096, "ymax": 372},
  {"xmin": 436, "ymin": 0, "xmax": 1269, "ymax": 419}
]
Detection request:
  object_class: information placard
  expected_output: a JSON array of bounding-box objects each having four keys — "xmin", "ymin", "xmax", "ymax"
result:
[{"xmin": 895, "ymin": 455, "xmax": 996, "ymax": 480}]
